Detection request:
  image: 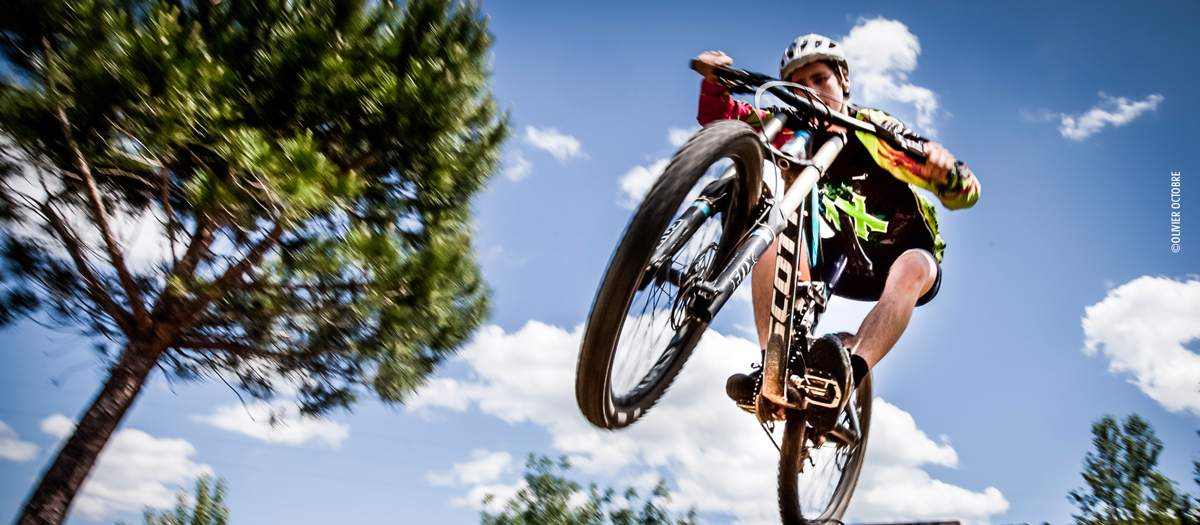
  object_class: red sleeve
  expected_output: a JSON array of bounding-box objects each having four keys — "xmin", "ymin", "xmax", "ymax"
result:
[{"xmin": 697, "ymin": 79, "xmax": 792, "ymax": 148}]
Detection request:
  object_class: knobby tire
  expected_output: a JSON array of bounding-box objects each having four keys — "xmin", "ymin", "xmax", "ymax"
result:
[{"xmin": 575, "ymin": 120, "xmax": 764, "ymax": 430}]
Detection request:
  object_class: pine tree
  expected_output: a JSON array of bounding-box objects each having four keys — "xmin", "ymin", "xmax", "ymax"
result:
[
  {"xmin": 0, "ymin": 0, "xmax": 506, "ymax": 523},
  {"xmin": 117, "ymin": 475, "xmax": 229, "ymax": 525},
  {"xmin": 1070, "ymin": 414, "xmax": 1182, "ymax": 525},
  {"xmin": 1181, "ymin": 431, "xmax": 1200, "ymax": 525},
  {"xmin": 482, "ymin": 455, "xmax": 697, "ymax": 525}
]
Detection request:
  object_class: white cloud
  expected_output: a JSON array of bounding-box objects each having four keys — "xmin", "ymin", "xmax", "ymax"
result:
[
  {"xmin": 40, "ymin": 414, "xmax": 75, "ymax": 439},
  {"xmin": 454, "ymin": 480, "xmax": 527, "ymax": 512},
  {"xmin": 429, "ymin": 449, "xmax": 514, "ymax": 486},
  {"xmin": 847, "ymin": 400, "xmax": 1009, "ymax": 525},
  {"xmin": 193, "ymin": 400, "xmax": 350, "ymax": 447},
  {"xmin": 414, "ymin": 321, "xmax": 1008, "ymax": 525},
  {"xmin": 503, "ymin": 150, "xmax": 533, "ymax": 182},
  {"xmin": 668, "ymin": 126, "xmax": 700, "ymax": 148},
  {"xmin": 617, "ymin": 158, "xmax": 669, "ymax": 210},
  {"xmin": 38, "ymin": 415, "xmax": 212, "ymax": 522},
  {"xmin": 524, "ymin": 127, "xmax": 585, "ymax": 162},
  {"xmin": 618, "ymin": 126, "xmax": 700, "ymax": 209},
  {"xmin": 840, "ymin": 17, "xmax": 940, "ymax": 134},
  {"xmin": 0, "ymin": 420, "xmax": 38, "ymax": 461},
  {"xmin": 1058, "ymin": 93, "xmax": 1164, "ymax": 141},
  {"xmin": 1082, "ymin": 276, "xmax": 1200, "ymax": 415}
]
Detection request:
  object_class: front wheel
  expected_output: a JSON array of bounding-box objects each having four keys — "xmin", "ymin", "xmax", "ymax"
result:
[
  {"xmin": 778, "ymin": 371, "xmax": 873, "ymax": 525},
  {"xmin": 576, "ymin": 120, "xmax": 764, "ymax": 430}
]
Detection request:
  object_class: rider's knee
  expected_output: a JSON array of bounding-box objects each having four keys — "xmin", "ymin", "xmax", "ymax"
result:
[{"xmin": 894, "ymin": 249, "xmax": 938, "ymax": 289}]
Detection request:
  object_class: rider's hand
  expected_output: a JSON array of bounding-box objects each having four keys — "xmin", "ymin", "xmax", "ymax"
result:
[
  {"xmin": 693, "ymin": 51, "xmax": 733, "ymax": 84},
  {"xmin": 923, "ymin": 142, "xmax": 957, "ymax": 186}
]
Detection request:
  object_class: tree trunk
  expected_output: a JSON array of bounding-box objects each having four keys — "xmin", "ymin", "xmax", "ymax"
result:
[{"xmin": 15, "ymin": 341, "xmax": 163, "ymax": 525}]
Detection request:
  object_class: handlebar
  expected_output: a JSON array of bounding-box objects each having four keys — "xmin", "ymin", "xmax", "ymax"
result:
[{"xmin": 688, "ymin": 60, "xmax": 926, "ymax": 159}]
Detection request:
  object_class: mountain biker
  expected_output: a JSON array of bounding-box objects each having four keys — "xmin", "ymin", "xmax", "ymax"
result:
[{"xmin": 691, "ymin": 34, "xmax": 980, "ymax": 431}]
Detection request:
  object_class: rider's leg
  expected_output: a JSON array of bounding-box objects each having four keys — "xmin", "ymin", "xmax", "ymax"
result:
[
  {"xmin": 751, "ymin": 238, "xmax": 811, "ymax": 350},
  {"xmin": 729, "ymin": 237, "xmax": 811, "ymax": 406},
  {"xmin": 852, "ymin": 248, "xmax": 939, "ymax": 369}
]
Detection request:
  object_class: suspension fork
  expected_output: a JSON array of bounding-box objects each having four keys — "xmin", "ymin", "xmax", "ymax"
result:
[
  {"xmin": 640, "ymin": 115, "xmax": 791, "ymax": 291},
  {"xmin": 692, "ymin": 132, "xmax": 845, "ymax": 324},
  {"xmin": 638, "ymin": 175, "xmax": 735, "ymax": 290}
]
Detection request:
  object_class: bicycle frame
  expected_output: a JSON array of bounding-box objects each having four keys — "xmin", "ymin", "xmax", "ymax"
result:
[{"xmin": 677, "ymin": 121, "xmax": 844, "ymax": 421}]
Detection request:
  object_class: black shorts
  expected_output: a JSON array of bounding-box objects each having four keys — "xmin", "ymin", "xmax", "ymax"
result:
[{"xmin": 817, "ymin": 241, "xmax": 942, "ymax": 307}]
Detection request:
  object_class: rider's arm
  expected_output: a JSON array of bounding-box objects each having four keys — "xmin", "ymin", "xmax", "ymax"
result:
[
  {"xmin": 853, "ymin": 107, "xmax": 981, "ymax": 210},
  {"xmin": 697, "ymin": 79, "xmax": 793, "ymax": 148}
]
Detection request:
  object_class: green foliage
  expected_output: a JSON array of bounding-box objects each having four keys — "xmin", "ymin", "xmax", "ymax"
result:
[
  {"xmin": 117, "ymin": 475, "xmax": 229, "ymax": 525},
  {"xmin": 1183, "ymin": 431, "xmax": 1200, "ymax": 525},
  {"xmin": 481, "ymin": 455, "xmax": 697, "ymax": 525},
  {"xmin": 1070, "ymin": 414, "xmax": 1183, "ymax": 525},
  {"xmin": 0, "ymin": 0, "xmax": 507, "ymax": 412}
]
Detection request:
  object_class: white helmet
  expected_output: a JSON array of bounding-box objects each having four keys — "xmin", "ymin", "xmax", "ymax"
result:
[{"xmin": 779, "ymin": 34, "xmax": 849, "ymax": 94}]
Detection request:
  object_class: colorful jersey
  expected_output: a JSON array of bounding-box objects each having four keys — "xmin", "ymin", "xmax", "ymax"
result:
[{"xmin": 696, "ymin": 79, "xmax": 981, "ymax": 263}]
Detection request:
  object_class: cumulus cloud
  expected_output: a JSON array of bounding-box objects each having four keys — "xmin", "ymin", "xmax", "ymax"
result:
[
  {"xmin": 193, "ymin": 401, "xmax": 350, "ymax": 447},
  {"xmin": 39, "ymin": 415, "xmax": 212, "ymax": 522},
  {"xmin": 848, "ymin": 400, "xmax": 1009, "ymax": 525},
  {"xmin": 503, "ymin": 149, "xmax": 533, "ymax": 182},
  {"xmin": 1082, "ymin": 276, "xmax": 1200, "ymax": 415},
  {"xmin": 524, "ymin": 127, "xmax": 585, "ymax": 162},
  {"xmin": 617, "ymin": 158, "xmax": 669, "ymax": 210},
  {"xmin": 413, "ymin": 321, "xmax": 1008, "ymax": 524},
  {"xmin": 841, "ymin": 18, "xmax": 940, "ymax": 134},
  {"xmin": 429, "ymin": 449, "xmax": 514, "ymax": 486},
  {"xmin": 455, "ymin": 480, "xmax": 528, "ymax": 512},
  {"xmin": 0, "ymin": 420, "xmax": 39, "ymax": 461},
  {"xmin": 1058, "ymin": 93, "xmax": 1164, "ymax": 141},
  {"xmin": 668, "ymin": 126, "xmax": 700, "ymax": 148},
  {"xmin": 616, "ymin": 127, "xmax": 722, "ymax": 210},
  {"xmin": 40, "ymin": 414, "xmax": 75, "ymax": 439}
]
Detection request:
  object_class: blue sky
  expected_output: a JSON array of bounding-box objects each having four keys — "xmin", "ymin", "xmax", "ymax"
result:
[{"xmin": 2, "ymin": 1, "xmax": 1198, "ymax": 524}]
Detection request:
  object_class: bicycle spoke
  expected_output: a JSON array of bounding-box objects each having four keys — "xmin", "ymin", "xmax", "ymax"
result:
[{"xmin": 608, "ymin": 167, "xmax": 729, "ymax": 401}]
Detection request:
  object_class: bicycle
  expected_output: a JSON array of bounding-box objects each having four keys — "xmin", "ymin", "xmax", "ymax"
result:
[{"xmin": 574, "ymin": 62, "xmax": 933, "ymax": 524}]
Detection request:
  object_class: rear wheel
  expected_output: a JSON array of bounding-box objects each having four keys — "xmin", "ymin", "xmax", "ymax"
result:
[
  {"xmin": 778, "ymin": 371, "xmax": 873, "ymax": 524},
  {"xmin": 576, "ymin": 120, "xmax": 764, "ymax": 429}
]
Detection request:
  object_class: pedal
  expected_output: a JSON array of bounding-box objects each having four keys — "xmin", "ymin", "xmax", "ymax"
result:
[{"xmin": 799, "ymin": 371, "xmax": 842, "ymax": 408}]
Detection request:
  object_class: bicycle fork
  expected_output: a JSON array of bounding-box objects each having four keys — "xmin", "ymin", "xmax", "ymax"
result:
[{"xmin": 691, "ymin": 130, "xmax": 845, "ymax": 325}]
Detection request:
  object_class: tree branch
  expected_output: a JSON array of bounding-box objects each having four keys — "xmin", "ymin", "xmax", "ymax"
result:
[
  {"xmin": 171, "ymin": 337, "xmax": 279, "ymax": 359},
  {"xmin": 171, "ymin": 215, "xmax": 215, "ymax": 281},
  {"xmin": 180, "ymin": 223, "xmax": 285, "ymax": 325},
  {"xmin": 46, "ymin": 40, "xmax": 150, "ymax": 331},
  {"xmin": 160, "ymin": 167, "xmax": 177, "ymax": 267},
  {"xmin": 345, "ymin": 149, "xmax": 380, "ymax": 173},
  {"xmin": 40, "ymin": 201, "xmax": 135, "ymax": 334}
]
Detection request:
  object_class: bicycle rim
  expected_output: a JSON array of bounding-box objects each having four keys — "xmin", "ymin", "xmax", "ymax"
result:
[{"xmin": 609, "ymin": 168, "xmax": 731, "ymax": 402}]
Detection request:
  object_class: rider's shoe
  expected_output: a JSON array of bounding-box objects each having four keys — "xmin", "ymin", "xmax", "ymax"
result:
[
  {"xmin": 803, "ymin": 334, "xmax": 853, "ymax": 434},
  {"xmin": 726, "ymin": 368, "xmax": 760, "ymax": 413}
]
